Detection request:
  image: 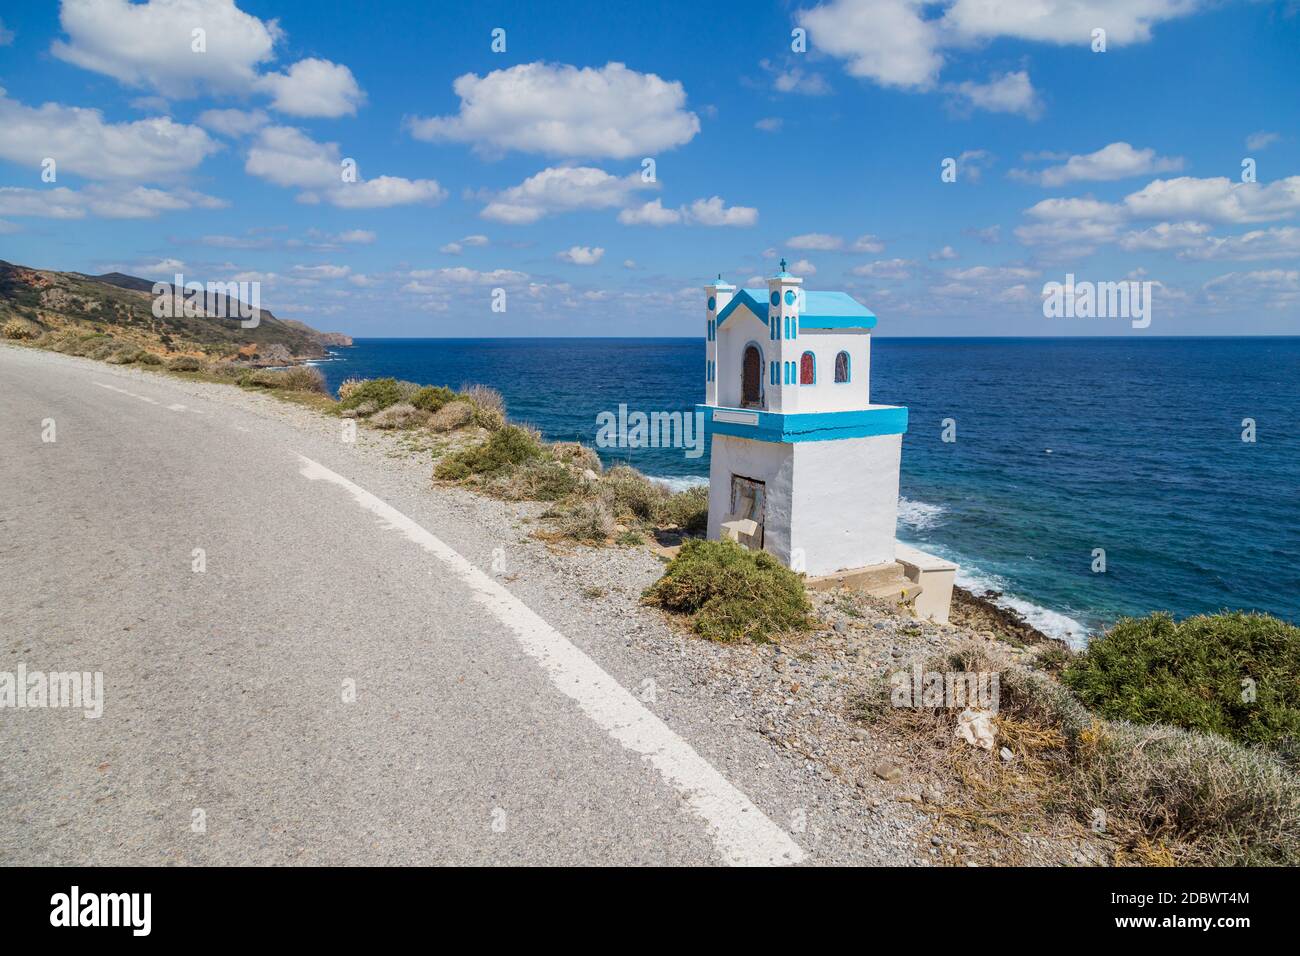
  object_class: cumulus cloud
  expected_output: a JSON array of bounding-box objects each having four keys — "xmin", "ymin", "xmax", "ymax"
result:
[
  {"xmin": 0, "ymin": 89, "xmax": 219, "ymax": 180},
  {"xmin": 1015, "ymin": 175, "xmax": 1300, "ymax": 257},
  {"xmin": 788, "ymin": 233, "xmax": 843, "ymax": 250},
  {"xmin": 481, "ymin": 166, "xmax": 652, "ymax": 224},
  {"xmin": 618, "ymin": 198, "xmax": 682, "ymax": 226},
  {"xmin": 197, "ymin": 107, "xmax": 268, "ymax": 137},
  {"xmin": 852, "ymin": 258, "xmax": 915, "ymax": 279},
  {"xmin": 1011, "ymin": 142, "xmax": 1183, "ymax": 186},
  {"xmin": 1246, "ymin": 131, "xmax": 1280, "ymax": 152},
  {"xmin": 1178, "ymin": 226, "xmax": 1300, "ymax": 262},
  {"xmin": 851, "ymin": 234, "xmax": 886, "ymax": 252},
  {"xmin": 406, "ymin": 62, "xmax": 700, "ymax": 159},
  {"xmin": 0, "ymin": 183, "xmax": 224, "ymax": 220},
  {"xmin": 257, "ymin": 58, "xmax": 364, "ymax": 118},
  {"xmin": 245, "ymin": 126, "xmax": 445, "ymax": 208},
  {"xmin": 797, "ymin": 0, "xmax": 1203, "ymax": 113},
  {"xmin": 51, "ymin": 0, "xmax": 364, "ymax": 117},
  {"xmin": 685, "ymin": 196, "xmax": 758, "ymax": 227},
  {"xmin": 930, "ymin": 245, "xmax": 959, "ymax": 260},
  {"xmin": 557, "ymin": 245, "xmax": 605, "ymax": 265},
  {"xmin": 947, "ymin": 71, "xmax": 1042, "ymax": 118}
]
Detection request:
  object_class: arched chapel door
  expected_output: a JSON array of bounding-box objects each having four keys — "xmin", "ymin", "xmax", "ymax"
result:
[{"xmin": 742, "ymin": 345, "xmax": 762, "ymax": 408}]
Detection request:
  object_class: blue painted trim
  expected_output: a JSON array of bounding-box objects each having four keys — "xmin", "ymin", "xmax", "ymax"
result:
[
  {"xmin": 698, "ymin": 404, "xmax": 908, "ymax": 443},
  {"xmin": 715, "ymin": 289, "xmax": 768, "ymax": 329}
]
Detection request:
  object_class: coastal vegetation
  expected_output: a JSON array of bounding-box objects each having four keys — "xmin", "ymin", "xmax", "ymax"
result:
[
  {"xmin": 1062, "ymin": 611, "xmax": 1300, "ymax": 747},
  {"xmin": 855, "ymin": 617, "xmax": 1300, "ymax": 866},
  {"xmin": 642, "ymin": 539, "xmax": 813, "ymax": 643}
]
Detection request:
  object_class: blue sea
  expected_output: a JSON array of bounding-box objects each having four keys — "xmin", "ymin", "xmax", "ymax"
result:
[{"xmin": 311, "ymin": 337, "xmax": 1300, "ymax": 644}]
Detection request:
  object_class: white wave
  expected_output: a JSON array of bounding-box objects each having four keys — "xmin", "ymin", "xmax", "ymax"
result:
[
  {"xmin": 648, "ymin": 475, "xmax": 709, "ymax": 492},
  {"xmin": 897, "ymin": 497, "xmax": 947, "ymax": 531},
  {"xmin": 952, "ymin": 563, "xmax": 1091, "ymax": 647}
]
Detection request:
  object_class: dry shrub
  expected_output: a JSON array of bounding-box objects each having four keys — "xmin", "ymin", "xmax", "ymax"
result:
[
  {"xmin": 369, "ymin": 402, "xmax": 429, "ymax": 429},
  {"xmin": 598, "ymin": 465, "xmax": 667, "ymax": 523},
  {"xmin": 429, "ymin": 400, "xmax": 475, "ymax": 433},
  {"xmin": 249, "ymin": 365, "xmax": 327, "ymax": 393},
  {"xmin": 166, "ymin": 355, "xmax": 204, "ymax": 372},
  {"xmin": 337, "ymin": 377, "xmax": 365, "ymax": 401},
  {"xmin": 460, "ymin": 384, "xmax": 504, "ymax": 413},
  {"xmin": 550, "ymin": 498, "xmax": 615, "ymax": 544},
  {"xmin": 2, "ymin": 318, "xmax": 41, "ymax": 340},
  {"xmin": 551, "ymin": 441, "xmax": 602, "ymax": 473}
]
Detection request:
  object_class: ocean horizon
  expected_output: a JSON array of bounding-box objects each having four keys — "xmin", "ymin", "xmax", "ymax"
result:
[{"xmin": 309, "ymin": 335, "xmax": 1300, "ymax": 645}]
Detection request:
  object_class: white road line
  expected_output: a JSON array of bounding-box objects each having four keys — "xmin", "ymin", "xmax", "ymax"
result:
[
  {"xmin": 93, "ymin": 381, "xmax": 203, "ymax": 414},
  {"xmin": 296, "ymin": 454, "xmax": 806, "ymax": 867}
]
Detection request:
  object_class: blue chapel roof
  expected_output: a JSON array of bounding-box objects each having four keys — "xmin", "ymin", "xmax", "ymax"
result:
[{"xmin": 716, "ymin": 287, "xmax": 877, "ymax": 330}]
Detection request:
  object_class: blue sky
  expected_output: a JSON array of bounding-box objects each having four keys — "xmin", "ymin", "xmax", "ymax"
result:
[{"xmin": 1, "ymin": 0, "xmax": 1298, "ymax": 336}]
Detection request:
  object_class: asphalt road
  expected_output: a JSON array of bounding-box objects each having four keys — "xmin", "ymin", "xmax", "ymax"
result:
[{"xmin": 0, "ymin": 346, "xmax": 805, "ymax": 866}]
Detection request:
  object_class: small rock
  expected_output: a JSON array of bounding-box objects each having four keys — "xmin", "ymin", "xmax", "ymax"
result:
[
  {"xmin": 873, "ymin": 761, "xmax": 903, "ymax": 782},
  {"xmin": 1000, "ymin": 746, "xmax": 1014, "ymax": 762}
]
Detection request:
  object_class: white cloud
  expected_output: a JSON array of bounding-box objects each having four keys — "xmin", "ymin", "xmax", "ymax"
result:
[
  {"xmin": 292, "ymin": 264, "xmax": 351, "ymax": 280},
  {"xmin": 1012, "ymin": 142, "xmax": 1183, "ymax": 186},
  {"xmin": 791, "ymin": 258, "xmax": 817, "ymax": 275},
  {"xmin": 408, "ymin": 267, "xmax": 529, "ymax": 285},
  {"xmin": 197, "ymin": 108, "xmax": 269, "ymax": 137},
  {"xmin": 788, "ymin": 233, "xmax": 843, "ymax": 250},
  {"xmin": 853, "ymin": 258, "xmax": 915, "ymax": 279},
  {"xmin": 0, "ymin": 183, "xmax": 224, "ymax": 220},
  {"xmin": 618, "ymin": 198, "xmax": 682, "ymax": 226},
  {"xmin": 329, "ymin": 176, "xmax": 446, "ymax": 209},
  {"xmin": 1179, "ymin": 226, "xmax": 1300, "ymax": 262},
  {"xmin": 52, "ymin": 0, "xmax": 280, "ymax": 97},
  {"xmin": 1123, "ymin": 176, "xmax": 1300, "ymax": 225},
  {"xmin": 332, "ymin": 229, "xmax": 376, "ymax": 244},
  {"xmin": 245, "ymin": 126, "xmax": 445, "ymax": 208},
  {"xmin": 557, "ymin": 245, "xmax": 605, "ymax": 266},
  {"xmin": 799, "ymin": 0, "xmax": 943, "ymax": 89},
  {"xmin": 685, "ymin": 196, "xmax": 758, "ymax": 227},
  {"xmin": 929, "ymin": 245, "xmax": 959, "ymax": 260},
  {"xmin": 481, "ymin": 166, "xmax": 651, "ymax": 224},
  {"xmin": 623, "ymin": 259, "xmax": 637, "ymax": 269},
  {"xmin": 851, "ymin": 234, "xmax": 886, "ymax": 253},
  {"xmin": 941, "ymin": 0, "xmax": 1205, "ymax": 46},
  {"xmin": 1119, "ymin": 221, "xmax": 1211, "ymax": 251},
  {"xmin": 755, "ymin": 117, "xmax": 784, "ymax": 133},
  {"xmin": 51, "ymin": 0, "xmax": 364, "ymax": 118},
  {"xmin": 760, "ymin": 60, "xmax": 831, "ymax": 95},
  {"xmin": 0, "ymin": 90, "xmax": 218, "ymax": 180},
  {"xmin": 1246, "ymin": 131, "xmax": 1280, "ymax": 152},
  {"xmin": 407, "ymin": 62, "xmax": 700, "ymax": 159},
  {"xmin": 798, "ymin": 0, "xmax": 1203, "ymax": 112},
  {"xmin": 257, "ymin": 57, "xmax": 364, "ymax": 118},
  {"xmin": 948, "ymin": 71, "xmax": 1042, "ymax": 118},
  {"xmin": 0, "ymin": 17, "xmax": 13, "ymax": 46}
]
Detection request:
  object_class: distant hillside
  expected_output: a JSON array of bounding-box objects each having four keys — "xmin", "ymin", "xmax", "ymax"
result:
[{"xmin": 0, "ymin": 260, "xmax": 351, "ymax": 359}]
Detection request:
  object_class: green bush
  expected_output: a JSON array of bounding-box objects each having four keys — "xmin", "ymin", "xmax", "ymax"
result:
[
  {"xmin": 137, "ymin": 352, "xmax": 163, "ymax": 365},
  {"xmin": 167, "ymin": 355, "xmax": 204, "ymax": 372},
  {"xmin": 642, "ymin": 538, "xmax": 812, "ymax": 643},
  {"xmin": 656, "ymin": 485, "xmax": 708, "ymax": 534},
  {"xmin": 1063, "ymin": 612, "xmax": 1300, "ymax": 746},
  {"xmin": 411, "ymin": 385, "xmax": 457, "ymax": 412},
  {"xmin": 434, "ymin": 424, "xmax": 544, "ymax": 481},
  {"xmin": 337, "ymin": 377, "xmax": 404, "ymax": 412}
]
